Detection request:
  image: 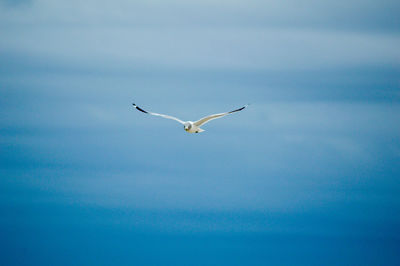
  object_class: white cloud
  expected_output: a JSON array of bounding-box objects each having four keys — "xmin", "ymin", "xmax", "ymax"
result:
[
  {"xmin": 1, "ymin": 27, "xmax": 399, "ymax": 70},
  {"xmin": 1, "ymin": 0, "xmax": 399, "ymax": 70}
]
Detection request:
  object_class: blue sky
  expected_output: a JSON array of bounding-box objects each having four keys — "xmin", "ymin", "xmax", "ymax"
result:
[{"xmin": 1, "ymin": 0, "xmax": 400, "ymax": 265}]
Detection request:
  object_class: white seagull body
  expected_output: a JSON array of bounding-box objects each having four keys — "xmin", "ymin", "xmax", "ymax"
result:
[{"xmin": 132, "ymin": 103, "xmax": 248, "ymax": 133}]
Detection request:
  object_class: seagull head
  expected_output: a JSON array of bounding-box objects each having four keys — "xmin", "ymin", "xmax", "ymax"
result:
[{"xmin": 183, "ymin": 122, "xmax": 192, "ymax": 131}]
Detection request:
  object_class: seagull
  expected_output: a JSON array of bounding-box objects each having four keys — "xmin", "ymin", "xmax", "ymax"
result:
[{"xmin": 132, "ymin": 103, "xmax": 248, "ymax": 133}]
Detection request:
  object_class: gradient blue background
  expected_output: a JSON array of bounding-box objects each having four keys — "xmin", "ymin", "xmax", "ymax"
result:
[{"xmin": 1, "ymin": 0, "xmax": 400, "ymax": 265}]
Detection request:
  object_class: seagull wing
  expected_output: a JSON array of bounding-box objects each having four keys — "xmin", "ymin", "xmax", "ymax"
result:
[
  {"xmin": 132, "ymin": 103, "xmax": 185, "ymax": 124},
  {"xmin": 193, "ymin": 105, "xmax": 248, "ymax": 127}
]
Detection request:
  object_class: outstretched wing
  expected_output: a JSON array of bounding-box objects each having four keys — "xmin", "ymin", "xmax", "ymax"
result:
[
  {"xmin": 132, "ymin": 103, "xmax": 185, "ymax": 124},
  {"xmin": 193, "ymin": 105, "xmax": 248, "ymax": 127}
]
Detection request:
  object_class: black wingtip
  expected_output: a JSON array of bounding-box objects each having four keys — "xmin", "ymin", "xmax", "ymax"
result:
[
  {"xmin": 228, "ymin": 105, "xmax": 248, "ymax": 114},
  {"xmin": 133, "ymin": 104, "xmax": 148, "ymax": 114}
]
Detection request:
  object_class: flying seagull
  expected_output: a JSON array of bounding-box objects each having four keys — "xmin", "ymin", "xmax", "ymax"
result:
[{"xmin": 132, "ymin": 103, "xmax": 248, "ymax": 133}]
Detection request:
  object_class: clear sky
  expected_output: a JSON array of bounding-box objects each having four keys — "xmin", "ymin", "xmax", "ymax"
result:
[{"xmin": 1, "ymin": 0, "xmax": 400, "ymax": 265}]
